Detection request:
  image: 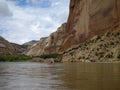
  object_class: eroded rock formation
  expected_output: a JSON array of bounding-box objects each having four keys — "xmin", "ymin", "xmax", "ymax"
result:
[
  {"xmin": 26, "ymin": 0, "xmax": 120, "ymax": 56},
  {"xmin": 0, "ymin": 36, "xmax": 28, "ymax": 56},
  {"xmin": 0, "ymin": 36, "xmax": 16, "ymax": 55},
  {"xmin": 26, "ymin": 23, "xmax": 66, "ymax": 56}
]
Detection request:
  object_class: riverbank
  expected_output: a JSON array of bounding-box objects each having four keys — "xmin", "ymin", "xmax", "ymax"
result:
[
  {"xmin": 0, "ymin": 55, "xmax": 120, "ymax": 63},
  {"xmin": 0, "ymin": 55, "xmax": 32, "ymax": 62}
]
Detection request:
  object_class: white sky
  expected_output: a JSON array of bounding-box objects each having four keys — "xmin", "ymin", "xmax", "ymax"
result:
[{"xmin": 0, "ymin": 0, "xmax": 70, "ymax": 44}]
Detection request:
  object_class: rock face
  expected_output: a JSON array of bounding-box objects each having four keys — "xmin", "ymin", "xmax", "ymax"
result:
[
  {"xmin": 26, "ymin": 37, "xmax": 48, "ymax": 56},
  {"xmin": 60, "ymin": 0, "xmax": 120, "ymax": 52},
  {"xmin": 61, "ymin": 30, "xmax": 120, "ymax": 62},
  {"xmin": 11, "ymin": 43, "xmax": 27, "ymax": 55},
  {"xmin": 0, "ymin": 36, "xmax": 16, "ymax": 55},
  {"xmin": 0, "ymin": 36, "xmax": 28, "ymax": 56},
  {"xmin": 26, "ymin": 0, "xmax": 120, "ymax": 56},
  {"xmin": 23, "ymin": 40, "xmax": 37, "ymax": 46},
  {"xmin": 26, "ymin": 23, "xmax": 66, "ymax": 56}
]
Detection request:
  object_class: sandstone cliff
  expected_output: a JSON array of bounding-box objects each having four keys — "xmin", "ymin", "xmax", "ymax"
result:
[
  {"xmin": 60, "ymin": 0, "xmax": 120, "ymax": 52},
  {"xmin": 11, "ymin": 43, "xmax": 27, "ymax": 55},
  {"xmin": 26, "ymin": 23, "xmax": 66, "ymax": 56},
  {"xmin": 0, "ymin": 36, "xmax": 28, "ymax": 56},
  {"xmin": 0, "ymin": 36, "xmax": 16, "ymax": 55},
  {"xmin": 26, "ymin": 0, "xmax": 120, "ymax": 56},
  {"xmin": 61, "ymin": 30, "xmax": 120, "ymax": 62},
  {"xmin": 23, "ymin": 40, "xmax": 37, "ymax": 46}
]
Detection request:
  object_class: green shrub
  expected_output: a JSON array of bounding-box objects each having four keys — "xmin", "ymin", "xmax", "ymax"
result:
[
  {"xmin": 110, "ymin": 42, "xmax": 114, "ymax": 45},
  {"xmin": 82, "ymin": 56, "xmax": 85, "ymax": 59},
  {"xmin": 0, "ymin": 55, "xmax": 32, "ymax": 62},
  {"xmin": 105, "ymin": 53, "xmax": 113, "ymax": 58},
  {"xmin": 78, "ymin": 57, "xmax": 81, "ymax": 59},
  {"xmin": 106, "ymin": 32, "xmax": 111, "ymax": 37},
  {"xmin": 86, "ymin": 47, "xmax": 89, "ymax": 50},
  {"xmin": 95, "ymin": 52, "xmax": 98, "ymax": 56},
  {"xmin": 40, "ymin": 53, "xmax": 62, "ymax": 59},
  {"xmin": 96, "ymin": 36, "xmax": 101, "ymax": 41},
  {"xmin": 117, "ymin": 52, "xmax": 120, "ymax": 59},
  {"xmin": 96, "ymin": 48, "xmax": 99, "ymax": 51},
  {"xmin": 116, "ymin": 32, "xmax": 120, "ymax": 36}
]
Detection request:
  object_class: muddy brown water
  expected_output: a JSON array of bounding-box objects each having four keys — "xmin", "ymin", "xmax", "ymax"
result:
[{"xmin": 0, "ymin": 62, "xmax": 120, "ymax": 90}]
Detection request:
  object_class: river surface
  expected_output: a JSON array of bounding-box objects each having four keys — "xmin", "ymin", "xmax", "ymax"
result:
[{"xmin": 0, "ymin": 62, "xmax": 120, "ymax": 90}]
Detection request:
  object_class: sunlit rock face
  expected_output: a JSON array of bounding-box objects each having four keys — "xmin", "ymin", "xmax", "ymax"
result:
[
  {"xmin": 26, "ymin": 37, "xmax": 48, "ymax": 56},
  {"xmin": 26, "ymin": 23, "xmax": 67, "ymax": 56},
  {"xmin": 26, "ymin": 0, "xmax": 120, "ymax": 56}
]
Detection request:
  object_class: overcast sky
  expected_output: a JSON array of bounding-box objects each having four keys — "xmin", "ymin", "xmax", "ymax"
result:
[{"xmin": 0, "ymin": 0, "xmax": 69, "ymax": 44}]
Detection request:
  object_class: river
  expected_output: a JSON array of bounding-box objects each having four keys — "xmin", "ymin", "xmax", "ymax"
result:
[{"xmin": 0, "ymin": 62, "xmax": 120, "ymax": 90}]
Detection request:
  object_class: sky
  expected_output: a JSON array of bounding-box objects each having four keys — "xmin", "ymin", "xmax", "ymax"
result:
[{"xmin": 0, "ymin": 0, "xmax": 70, "ymax": 44}]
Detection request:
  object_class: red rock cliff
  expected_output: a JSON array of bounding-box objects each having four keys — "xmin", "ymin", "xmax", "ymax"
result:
[
  {"xmin": 60, "ymin": 0, "xmax": 120, "ymax": 52},
  {"xmin": 26, "ymin": 0, "xmax": 120, "ymax": 56}
]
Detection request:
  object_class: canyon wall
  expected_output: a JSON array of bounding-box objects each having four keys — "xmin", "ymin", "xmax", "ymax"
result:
[
  {"xmin": 26, "ymin": 0, "xmax": 120, "ymax": 56},
  {"xmin": 0, "ymin": 36, "xmax": 27, "ymax": 56},
  {"xmin": 0, "ymin": 36, "xmax": 16, "ymax": 55},
  {"xmin": 26, "ymin": 23, "xmax": 66, "ymax": 56}
]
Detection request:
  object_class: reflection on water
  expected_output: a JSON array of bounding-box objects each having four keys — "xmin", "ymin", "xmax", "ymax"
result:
[{"xmin": 0, "ymin": 62, "xmax": 120, "ymax": 90}]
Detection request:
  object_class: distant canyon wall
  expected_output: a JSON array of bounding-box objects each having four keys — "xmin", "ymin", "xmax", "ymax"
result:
[
  {"xmin": 26, "ymin": 0, "xmax": 120, "ymax": 56},
  {"xmin": 0, "ymin": 36, "xmax": 27, "ymax": 56},
  {"xmin": 0, "ymin": 36, "xmax": 16, "ymax": 55}
]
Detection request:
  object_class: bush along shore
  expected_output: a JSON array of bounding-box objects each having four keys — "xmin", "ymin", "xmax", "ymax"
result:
[
  {"xmin": 30, "ymin": 53, "xmax": 62, "ymax": 62},
  {"xmin": 0, "ymin": 55, "xmax": 33, "ymax": 62}
]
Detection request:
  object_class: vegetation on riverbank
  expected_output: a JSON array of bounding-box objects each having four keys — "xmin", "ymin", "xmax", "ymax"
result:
[
  {"xmin": 40, "ymin": 53, "xmax": 62, "ymax": 59},
  {"xmin": 117, "ymin": 51, "xmax": 120, "ymax": 59},
  {"xmin": 61, "ymin": 31, "xmax": 120, "ymax": 62},
  {"xmin": 0, "ymin": 55, "xmax": 32, "ymax": 62}
]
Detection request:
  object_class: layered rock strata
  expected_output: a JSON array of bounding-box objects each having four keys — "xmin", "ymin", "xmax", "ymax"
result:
[
  {"xmin": 0, "ymin": 36, "xmax": 16, "ymax": 55},
  {"xmin": 26, "ymin": 0, "xmax": 120, "ymax": 57}
]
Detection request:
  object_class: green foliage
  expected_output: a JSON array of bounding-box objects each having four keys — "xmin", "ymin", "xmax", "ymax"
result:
[
  {"xmin": 96, "ymin": 48, "xmax": 99, "ymax": 51},
  {"xmin": 99, "ymin": 54, "xmax": 104, "ymax": 58},
  {"xmin": 95, "ymin": 52, "xmax": 98, "ymax": 56},
  {"xmin": 0, "ymin": 55, "xmax": 32, "ymax": 62},
  {"xmin": 78, "ymin": 57, "xmax": 81, "ymax": 59},
  {"xmin": 105, "ymin": 53, "xmax": 113, "ymax": 58},
  {"xmin": 116, "ymin": 32, "xmax": 120, "ymax": 36},
  {"xmin": 95, "ymin": 36, "xmax": 101, "ymax": 42},
  {"xmin": 117, "ymin": 52, "xmax": 120, "ymax": 59},
  {"xmin": 106, "ymin": 32, "xmax": 111, "ymax": 37},
  {"xmin": 86, "ymin": 47, "xmax": 89, "ymax": 50},
  {"xmin": 82, "ymin": 56, "xmax": 85, "ymax": 59},
  {"xmin": 40, "ymin": 53, "xmax": 62, "ymax": 59},
  {"xmin": 110, "ymin": 42, "xmax": 114, "ymax": 45}
]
